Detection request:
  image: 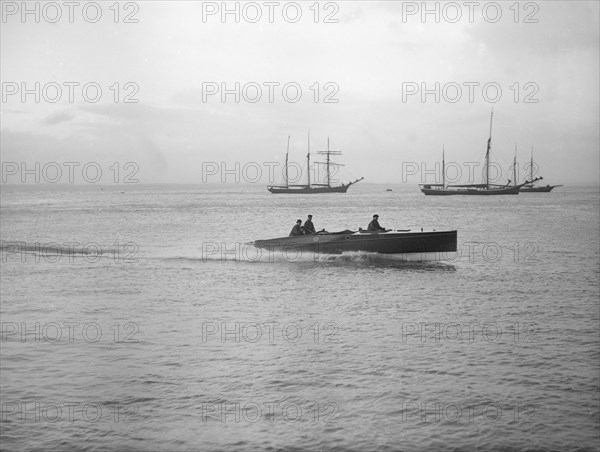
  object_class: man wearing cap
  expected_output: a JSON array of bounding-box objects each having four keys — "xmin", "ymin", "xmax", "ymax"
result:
[
  {"xmin": 367, "ymin": 214, "xmax": 386, "ymax": 232},
  {"xmin": 303, "ymin": 214, "xmax": 316, "ymax": 234},
  {"xmin": 289, "ymin": 219, "xmax": 304, "ymax": 236}
]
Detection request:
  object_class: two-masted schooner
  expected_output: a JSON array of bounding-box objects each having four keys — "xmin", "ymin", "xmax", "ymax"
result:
[{"xmin": 267, "ymin": 134, "xmax": 363, "ymax": 194}]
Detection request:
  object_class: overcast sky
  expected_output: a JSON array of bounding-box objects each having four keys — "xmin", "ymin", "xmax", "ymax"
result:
[{"xmin": 1, "ymin": 1, "xmax": 598, "ymax": 185}]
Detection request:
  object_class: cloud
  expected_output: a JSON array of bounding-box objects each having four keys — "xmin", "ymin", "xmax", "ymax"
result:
[
  {"xmin": 465, "ymin": 2, "xmax": 599, "ymax": 56},
  {"xmin": 42, "ymin": 110, "xmax": 75, "ymax": 126}
]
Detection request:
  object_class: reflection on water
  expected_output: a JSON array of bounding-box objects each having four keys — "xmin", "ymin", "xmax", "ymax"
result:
[
  {"xmin": 153, "ymin": 248, "xmax": 458, "ymax": 271},
  {"xmin": 308, "ymin": 253, "xmax": 458, "ymax": 272}
]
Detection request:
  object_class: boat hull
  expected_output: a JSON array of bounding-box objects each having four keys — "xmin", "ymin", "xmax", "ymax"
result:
[
  {"xmin": 419, "ymin": 186, "xmax": 520, "ymax": 195},
  {"xmin": 520, "ymin": 185, "xmax": 561, "ymax": 192},
  {"xmin": 253, "ymin": 230, "xmax": 457, "ymax": 255},
  {"xmin": 267, "ymin": 177, "xmax": 364, "ymax": 194},
  {"xmin": 267, "ymin": 184, "xmax": 350, "ymax": 194}
]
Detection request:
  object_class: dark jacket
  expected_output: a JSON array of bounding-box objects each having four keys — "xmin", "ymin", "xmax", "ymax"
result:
[
  {"xmin": 304, "ymin": 219, "xmax": 315, "ymax": 234},
  {"xmin": 367, "ymin": 219, "xmax": 385, "ymax": 231},
  {"xmin": 289, "ymin": 224, "xmax": 303, "ymax": 236}
]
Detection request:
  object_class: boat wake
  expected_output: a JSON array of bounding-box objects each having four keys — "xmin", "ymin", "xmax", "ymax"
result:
[
  {"xmin": 159, "ymin": 245, "xmax": 457, "ymax": 269},
  {"xmin": 0, "ymin": 240, "xmax": 126, "ymax": 260},
  {"xmin": 312, "ymin": 250, "xmax": 458, "ymax": 270},
  {"xmin": 317, "ymin": 250, "xmax": 458, "ymax": 263}
]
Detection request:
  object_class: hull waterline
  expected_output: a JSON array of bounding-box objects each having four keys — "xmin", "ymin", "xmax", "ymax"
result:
[
  {"xmin": 419, "ymin": 186, "xmax": 520, "ymax": 195},
  {"xmin": 267, "ymin": 185, "xmax": 350, "ymax": 194},
  {"xmin": 419, "ymin": 178, "xmax": 542, "ymax": 196},
  {"xmin": 520, "ymin": 185, "xmax": 562, "ymax": 192},
  {"xmin": 253, "ymin": 230, "xmax": 457, "ymax": 255},
  {"xmin": 267, "ymin": 177, "xmax": 364, "ymax": 194}
]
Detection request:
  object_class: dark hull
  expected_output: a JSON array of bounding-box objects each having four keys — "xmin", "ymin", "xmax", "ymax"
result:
[
  {"xmin": 520, "ymin": 185, "xmax": 561, "ymax": 192},
  {"xmin": 420, "ymin": 186, "xmax": 520, "ymax": 195},
  {"xmin": 253, "ymin": 230, "xmax": 457, "ymax": 255},
  {"xmin": 267, "ymin": 184, "xmax": 350, "ymax": 194},
  {"xmin": 267, "ymin": 177, "xmax": 364, "ymax": 194}
]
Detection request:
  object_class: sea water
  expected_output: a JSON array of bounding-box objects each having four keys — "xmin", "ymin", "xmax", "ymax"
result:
[{"xmin": 1, "ymin": 183, "xmax": 598, "ymax": 451}]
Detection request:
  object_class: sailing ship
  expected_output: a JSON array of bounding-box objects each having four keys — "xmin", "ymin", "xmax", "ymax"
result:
[
  {"xmin": 519, "ymin": 147, "xmax": 562, "ymax": 192},
  {"xmin": 267, "ymin": 134, "xmax": 364, "ymax": 194},
  {"xmin": 419, "ymin": 111, "xmax": 541, "ymax": 195}
]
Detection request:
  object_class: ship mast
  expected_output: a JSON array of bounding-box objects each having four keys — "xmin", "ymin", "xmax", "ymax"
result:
[
  {"xmin": 514, "ymin": 143, "xmax": 517, "ymax": 187},
  {"xmin": 285, "ymin": 135, "xmax": 290, "ymax": 188},
  {"xmin": 485, "ymin": 109, "xmax": 493, "ymax": 189},
  {"xmin": 307, "ymin": 130, "xmax": 311, "ymax": 188},
  {"xmin": 315, "ymin": 138, "xmax": 343, "ymax": 188},
  {"xmin": 530, "ymin": 146, "xmax": 534, "ymax": 185},
  {"xmin": 326, "ymin": 137, "xmax": 331, "ymax": 187},
  {"xmin": 442, "ymin": 145, "xmax": 446, "ymax": 189}
]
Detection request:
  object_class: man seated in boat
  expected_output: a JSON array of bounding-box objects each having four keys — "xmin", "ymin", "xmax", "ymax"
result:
[
  {"xmin": 303, "ymin": 215, "xmax": 316, "ymax": 234},
  {"xmin": 367, "ymin": 214, "xmax": 386, "ymax": 232},
  {"xmin": 289, "ymin": 219, "xmax": 304, "ymax": 236}
]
